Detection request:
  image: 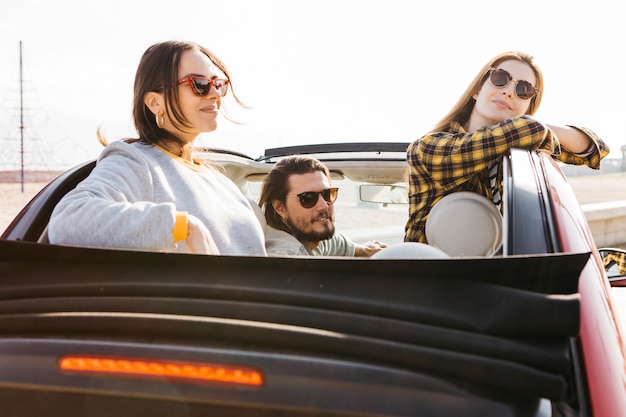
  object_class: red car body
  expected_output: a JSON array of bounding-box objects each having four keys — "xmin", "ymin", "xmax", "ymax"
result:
[
  {"xmin": 545, "ymin": 155, "xmax": 626, "ymax": 416},
  {"xmin": 0, "ymin": 144, "xmax": 625, "ymax": 416}
]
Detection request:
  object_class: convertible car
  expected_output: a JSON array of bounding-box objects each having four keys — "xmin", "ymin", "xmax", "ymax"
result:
[{"xmin": 1, "ymin": 143, "xmax": 625, "ymax": 416}]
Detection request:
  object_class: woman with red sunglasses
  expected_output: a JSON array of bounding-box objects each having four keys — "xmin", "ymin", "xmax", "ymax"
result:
[
  {"xmin": 404, "ymin": 51, "xmax": 610, "ymax": 245},
  {"xmin": 48, "ymin": 40, "xmax": 266, "ymax": 256}
]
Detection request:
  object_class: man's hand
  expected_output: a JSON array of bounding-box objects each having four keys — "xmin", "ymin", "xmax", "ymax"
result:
[{"xmin": 355, "ymin": 240, "xmax": 388, "ymax": 257}]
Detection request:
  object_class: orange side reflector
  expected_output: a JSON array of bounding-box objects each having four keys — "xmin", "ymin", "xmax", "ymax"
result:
[{"xmin": 59, "ymin": 355, "xmax": 263, "ymax": 387}]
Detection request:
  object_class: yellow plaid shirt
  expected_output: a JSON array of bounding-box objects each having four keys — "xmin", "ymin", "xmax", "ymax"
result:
[{"xmin": 404, "ymin": 115, "xmax": 610, "ymax": 243}]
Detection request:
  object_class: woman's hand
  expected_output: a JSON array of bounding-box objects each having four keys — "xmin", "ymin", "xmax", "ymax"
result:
[{"xmin": 186, "ymin": 214, "xmax": 220, "ymax": 255}]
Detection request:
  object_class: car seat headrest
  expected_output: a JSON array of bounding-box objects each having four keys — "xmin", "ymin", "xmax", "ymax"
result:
[{"xmin": 425, "ymin": 191, "xmax": 502, "ymax": 257}]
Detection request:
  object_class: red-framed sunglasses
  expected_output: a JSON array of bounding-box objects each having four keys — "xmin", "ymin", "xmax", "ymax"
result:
[
  {"xmin": 487, "ymin": 68, "xmax": 538, "ymax": 100},
  {"xmin": 286, "ymin": 188, "xmax": 339, "ymax": 209},
  {"xmin": 178, "ymin": 76, "xmax": 229, "ymax": 97}
]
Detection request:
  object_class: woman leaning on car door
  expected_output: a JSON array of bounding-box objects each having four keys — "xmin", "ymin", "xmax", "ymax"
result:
[
  {"xmin": 48, "ymin": 40, "xmax": 266, "ymax": 256},
  {"xmin": 405, "ymin": 50, "xmax": 610, "ymax": 244}
]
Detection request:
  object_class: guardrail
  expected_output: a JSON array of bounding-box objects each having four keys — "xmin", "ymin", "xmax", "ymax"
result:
[{"xmin": 582, "ymin": 201, "xmax": 626, "ymax": 248}]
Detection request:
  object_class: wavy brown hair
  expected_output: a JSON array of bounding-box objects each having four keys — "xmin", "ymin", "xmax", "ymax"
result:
[{"xmin": 259, "ymin": 156, "xmax": 331, "ymax": 232}]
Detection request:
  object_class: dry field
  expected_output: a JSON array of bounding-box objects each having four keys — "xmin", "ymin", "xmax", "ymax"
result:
[
  {"xmin": 1, "ymin": 173, "xmax": 626, "ymax": 235},
  {"xmin": 1, "ymin": 182, "xmax": 50, "ymax": 233}
]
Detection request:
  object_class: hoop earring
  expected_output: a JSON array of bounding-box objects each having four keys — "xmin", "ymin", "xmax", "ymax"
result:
[{"xmin": 155, "ymin": 112, "xmax": 165, "ymax": 129}]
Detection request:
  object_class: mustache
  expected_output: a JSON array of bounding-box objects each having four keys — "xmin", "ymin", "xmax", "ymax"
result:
[{"xmin": 312, "ymin": 212, "xmax": 332, "ymax": 222}]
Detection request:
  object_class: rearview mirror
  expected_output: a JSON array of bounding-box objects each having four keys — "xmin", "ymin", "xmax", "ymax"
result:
[
  {"xmin": 359, "ymin": 185, "xmax": 408, "ymax": 205},
  {"xmin": 599, "ymin": 247, "xmax": 626, "ymax": 283}
]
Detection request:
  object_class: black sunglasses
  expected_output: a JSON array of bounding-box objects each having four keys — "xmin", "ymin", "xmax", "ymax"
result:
[
  {"xmin": 488, "ymin": 68, "xmax": 538, "ymax": 100},
  {"xmin": 178, "ymin": 76, "xmax": 229, "ymax": 97},
  {"xmin": 286, "ymin": 188, "xmax": 339, "ymax": 209}
]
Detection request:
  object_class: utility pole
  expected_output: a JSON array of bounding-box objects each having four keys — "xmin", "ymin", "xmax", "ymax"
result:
[{"xmin": 19, "ymin": 40, "xmax": 24, "ymax": 193}]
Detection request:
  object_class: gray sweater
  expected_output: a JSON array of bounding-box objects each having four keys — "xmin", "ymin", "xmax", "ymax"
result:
[{"xmin": 48, "ymin": 141, "xmax": 266, "ymax": 256}]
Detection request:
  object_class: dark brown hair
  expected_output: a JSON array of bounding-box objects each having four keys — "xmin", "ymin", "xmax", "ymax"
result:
[
  {"xmin": 259, "ymin": 155, "xmax": 331, "ymax": 231},
  {"xmin": 133, "ymin": 40, "xmax": 245, "ymax": 148},
  {"xmin": 98, "ymin": 40, "xmax": 245, "ymax": 148}
]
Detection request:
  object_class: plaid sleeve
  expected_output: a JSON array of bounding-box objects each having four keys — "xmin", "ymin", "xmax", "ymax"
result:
[
  {"xmin": 417, "ymin": 116, "xmax": 556, "ymax": 185},
  {"xmin": 405, "ymin": 116, "xmax": 557, "ymax": 243}
]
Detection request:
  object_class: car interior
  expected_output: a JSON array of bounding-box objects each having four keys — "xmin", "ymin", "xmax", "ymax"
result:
[
  {"xmin": 3, "ymin": 143, "xmax": 624, "ymax": 274},
  {"xmin": 5, "ymin": 142, "xmax": 505, "ymax": 261}
]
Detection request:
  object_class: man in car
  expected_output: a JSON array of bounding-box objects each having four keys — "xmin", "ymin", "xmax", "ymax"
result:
[{"xmin": 258, "ymin": 155, "xmax": 386, "ymax": 257}]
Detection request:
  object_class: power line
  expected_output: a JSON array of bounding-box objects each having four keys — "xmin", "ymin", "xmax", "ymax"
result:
[{"xmin": 0, "ymin": 41, "xmax": 93, "ymax": 185}]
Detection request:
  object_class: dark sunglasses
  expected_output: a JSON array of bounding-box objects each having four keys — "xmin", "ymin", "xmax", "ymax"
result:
[
  {"xmin": 178, "ymin": 76, "xmax": 229, "ymax": 97},
  {"xmin": 286, "ymin": 187, "xmax": 339, "ymax": 209},
  {"xmin": 488, "ymin": 68, "xmax": 538, "ymax": 100}
]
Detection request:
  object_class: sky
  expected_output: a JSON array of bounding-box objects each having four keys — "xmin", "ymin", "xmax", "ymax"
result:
[{"xmin": 0, "ymin": 0, "xmax": 624, "ymax": 170}]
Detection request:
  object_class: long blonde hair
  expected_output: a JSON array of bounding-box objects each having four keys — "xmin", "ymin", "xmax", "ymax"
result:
[{"xmin": 432, "ymin": 51, "xmax": 544, "ymax": 133}]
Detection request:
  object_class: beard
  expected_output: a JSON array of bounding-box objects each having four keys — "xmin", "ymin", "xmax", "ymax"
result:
[{"xmin": 285, "ymin": 213, "xmax": 335, "ymax": 244}]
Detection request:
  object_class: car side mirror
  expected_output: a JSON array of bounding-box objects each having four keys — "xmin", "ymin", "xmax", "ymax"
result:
[
  {"xmin": 359, "ymin": 185, "xmax": 408, "ymax": 206},
  {"xmin": 599, "ymin": 247, "xmax": 626, "ymax": 284}
]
